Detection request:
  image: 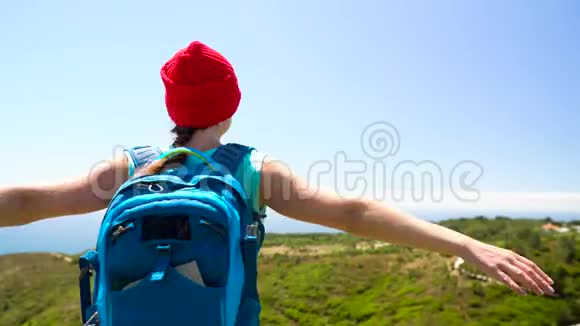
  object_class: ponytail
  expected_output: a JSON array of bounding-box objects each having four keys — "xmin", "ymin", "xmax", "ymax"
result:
[
  {"xmin": 133, "ymin": 125, "xmax": 201, "ymax": 178},
  {"xmin": 171, "ymin": 125, "xmax": 199, "ymax": 147}
]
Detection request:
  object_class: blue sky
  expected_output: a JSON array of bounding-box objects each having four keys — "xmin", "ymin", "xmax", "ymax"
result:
[{"xmin": 0, "ymin": 1, "xmax": 579, "ymax": 254}]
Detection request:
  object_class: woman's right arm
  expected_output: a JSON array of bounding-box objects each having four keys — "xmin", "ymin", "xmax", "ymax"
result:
[
  {"xmin": 0, "ymin": 156, "xmax": 129, "ymax": 227},
  {"xmin": 260, "ymin": 157, "xmax": 555, "ymax": 296}
]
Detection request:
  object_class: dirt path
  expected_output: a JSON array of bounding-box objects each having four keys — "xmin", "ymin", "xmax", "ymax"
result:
[
  {"xmin": 260, "ymin": 241, "xmax": 391, "ymax": 256},
  {"xmin": 260, "ymin": 244, "xmax": 346, "ymax": 256},
  {"xmin": 49, "ymin": 253, "xmax": 73, "ymax": 263},
  {"xmin": 449, "ymin": 257, "xmax": 493, "ymax": 283}
]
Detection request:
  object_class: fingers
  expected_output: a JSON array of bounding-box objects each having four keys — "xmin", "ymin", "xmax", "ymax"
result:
[
  {"xmin": 502, "ymin": 262, "xmax": 541, "ymax": 295},
  {"xmin": 495, "ymin": 270, "xmax": 526, "ymax": 295},
  {"xmin": 511, "ymin": 259, "xmax": 556, "ymax": 296},
  {"xmin": 516, "ymin": 255, "xmax": 554, "ymax": 285}
]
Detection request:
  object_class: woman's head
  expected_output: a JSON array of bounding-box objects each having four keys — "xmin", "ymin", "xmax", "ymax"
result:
[{"xmin": 161, "ymin": 41, "xmax": 240, "ymax": 130}]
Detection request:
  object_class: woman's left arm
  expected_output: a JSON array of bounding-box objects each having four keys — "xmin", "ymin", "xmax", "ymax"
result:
[
  {"xmin": 261, "ymin": 157, "xmax": 556, "ymax": 296},
  {"xmin": 0, "ymin": 156, "xmax": 128, "ymax": 227}
]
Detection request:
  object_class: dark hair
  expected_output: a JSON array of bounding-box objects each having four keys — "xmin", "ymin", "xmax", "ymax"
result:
[
  {"xmin": 171, "ymin": 125, "xmax": 201, "ymax": 147},
  {"xmin": 134, "ymin": 154, "xmax": 184, "ymax": 177},
  {"xmin": 133, "ymin": 125, "xmax": 202, "ymax": 178}
]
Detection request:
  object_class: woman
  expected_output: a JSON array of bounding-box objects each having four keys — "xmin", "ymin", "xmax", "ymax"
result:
[{"xmin": 0, "ymin": 40, "xmax": 554, "ymax": 298}]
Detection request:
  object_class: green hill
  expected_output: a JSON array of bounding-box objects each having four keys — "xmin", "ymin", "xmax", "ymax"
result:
[{"xmin": 1, "ymin": 217, "xmax": 579, "ymax": 325}]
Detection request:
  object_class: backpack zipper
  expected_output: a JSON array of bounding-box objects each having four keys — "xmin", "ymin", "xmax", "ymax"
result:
[
  {"xmin": 199, "ymin": 219, "xmax": 226, "ymax": 240},
  {"xmin": 110, "ymin": 222, "xmax": 135, "ymax": 243}
]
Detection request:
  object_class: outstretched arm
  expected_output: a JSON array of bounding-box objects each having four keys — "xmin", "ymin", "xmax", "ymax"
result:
[
  {"xmin": 260, "ymin": 157, "xmax": 555, "ymax": 296},
  {"xmin": 0, "ymin": 156, "xmax": 128, "ymax": 227}
]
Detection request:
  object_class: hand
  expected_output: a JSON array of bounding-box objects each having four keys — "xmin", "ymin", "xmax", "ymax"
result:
[{"xmin": 461, "ymin": 239, "xmax": 556, "ymax": 296}]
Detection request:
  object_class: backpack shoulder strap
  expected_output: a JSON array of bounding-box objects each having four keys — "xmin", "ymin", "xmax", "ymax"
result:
[
  {"xmin": 125, "ymin": 145, "xmax": 163, "ymax": 176},
  {"xmin": 213, "ymin": 144, "xmax": 265, "ymax": 325},
  {"xmin": 211, "ymin": 143, "xmax": 253, "ymax": 175}
]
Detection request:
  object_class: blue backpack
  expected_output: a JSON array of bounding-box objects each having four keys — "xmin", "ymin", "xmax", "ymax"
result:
[{"xmin": 78, "ymin": 143, "xmax": 265, "ymax": 326}]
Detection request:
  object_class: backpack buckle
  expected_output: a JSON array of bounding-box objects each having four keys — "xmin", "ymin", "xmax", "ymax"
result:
[{"xmin": 244, "ymin": 224, "xmax": 259, "ymax": 242}]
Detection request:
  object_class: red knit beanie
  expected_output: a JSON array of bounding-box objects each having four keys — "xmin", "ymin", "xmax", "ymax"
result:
[{"xmin": 161, "ymin": 41, "xmax": 241, "ymax": 128}]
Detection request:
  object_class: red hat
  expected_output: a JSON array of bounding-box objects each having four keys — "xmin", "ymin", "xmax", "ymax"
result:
[{"xmin": 161, "ymin": 41, "xmax": 241, "ymax": 128}]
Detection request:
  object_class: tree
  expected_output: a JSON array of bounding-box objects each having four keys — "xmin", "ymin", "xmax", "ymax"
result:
[
  {"xmin": 528, "ymin": 232, "xmax": 543, "ymax": 251},
  {"xmin": 558, "ymin": 235, "xmax": 577, "ymax": 264}
]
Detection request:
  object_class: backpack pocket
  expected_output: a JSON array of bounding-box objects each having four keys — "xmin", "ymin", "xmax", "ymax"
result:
[
  {"xmin": 107, "ymin": 211, "xmax": 230, "ymax": 289},
  {"xmin": 110, "ymin": 266, "xmax": 226, "ymax": 326}
]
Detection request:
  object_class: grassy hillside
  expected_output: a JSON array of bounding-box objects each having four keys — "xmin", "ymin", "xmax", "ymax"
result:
[
  {"xmin": 0, "ymin": 254, "xmax": 80, "ymax": 325},
  {"xmin": 1, "ymin": 217, "xmax": 579, "ymax": 325}
]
